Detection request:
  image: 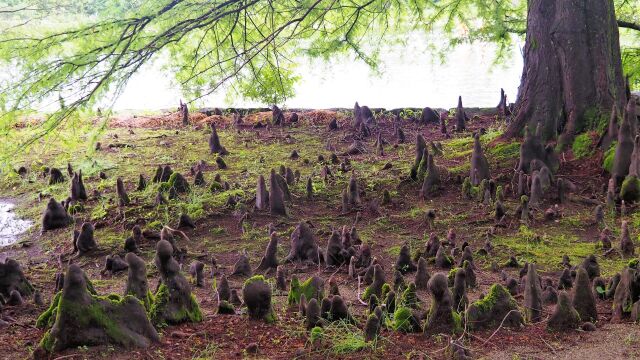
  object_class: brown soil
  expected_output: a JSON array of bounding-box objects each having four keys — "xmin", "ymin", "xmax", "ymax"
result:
[{"xmin": 1, "ymin": 108, "xmax": 639, "ymax": 360}]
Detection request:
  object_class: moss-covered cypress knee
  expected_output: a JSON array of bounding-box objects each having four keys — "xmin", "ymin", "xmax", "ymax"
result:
[
  {"xmin": 362, "ymin": 264, "xmax": 385, "ymax": 301},
  {"xmin": 287, "ymin": 276, "xmax": 324, "ymax": 305},
  {"xmin": 364, "ymin": 313, "xmax": 380, "ymax": 341},
  {"xmin": 36, "ymin": 264, "xmax": 159, "ymax": 355},
  {"xmin": 150, "ymin": 240, "xmax": 202, "ymax": 326},
  {"xmin": 256, "ymin": 233, "xmax": 279, "ymax": 272},
  {"xmin": 231, "ymin": 251, "xmax": 252, "ymax": 278},
  {"xmin": 123, "ymin": 253, "xmax": 152, "ymax": 311},
  {"xmin": 547, "ymin": 291, "xmax": 581, "ymax": 331},
  {"xmin": 612, "ymin": 266, "xmax": 640, "ymax": 321},
  {"xmin": 285, "ymin": 222, "xmax": 320, "ymax": 263},
  {"xmin": 395, "ymin": 244, "xmax": 417, "ymax": 274},
  {"xmin": 466, "ymin": 284, "xmax": 524, "ymax": 330},
  {"xmin": 619, "ymin": 220, "xmax": 635, "ymax": 257},
  {"xmin": 0, "ymin": 258, "xmax": 34, "ymax": 300},
  {"xmin": 41, "ymin": 198, "xmax": 73, "ymax": 231},
  {"xmin": 116, "ymin": 177, "xmax": 130, "ymax": 206},
  {"xmin": 620, "ymin": 175, "xmax": 640, "ymax": 203},
  {"xmin": 414, "ymin": 257, "xmax": 430, "ymax": 290},
  {"xmin": 524, "ymin": 263, "xmax": 542, "ymax": 322},
  {"xmin": 243, "ymin": 275, "xmax": 276, "ymax": 323},
  {"xmin": 392, "ymin": 306, "xmax": 422, "ymax": 333},
  {"xmin": 423, "ymin": 273, "xmax": 462, "ymax": 336},
  {"xmin": 571, "ymin": 267, "xmax": 597, "ymax": 323}
]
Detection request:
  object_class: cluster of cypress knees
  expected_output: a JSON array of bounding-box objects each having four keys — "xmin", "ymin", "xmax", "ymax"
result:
[
  {"xmin": 5, "ymin": 96, "xmax": 640, "ymax": 358},
  {"xmin": 4, "ymin": 221, "xmax": 639, "ymax": 358}
]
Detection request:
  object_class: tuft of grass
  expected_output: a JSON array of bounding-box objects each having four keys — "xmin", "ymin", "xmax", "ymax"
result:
[
  {"xmin": 386, "ymin": 245, "xmax": 402, "ymax": 257},
  {"xmin": 480, "ymin": 128, "xmax": 503, "ymax": 143},
  {"xmin": 310, "ymin": 321, "xmax": 375, "ymax": 355},
  {"xmin": 191, "ymin": 341, "xmax": 220, "ymax": 359},
  {"xmin": 558, "ymin": 214, "xmax": 587, "ymax": 229}
]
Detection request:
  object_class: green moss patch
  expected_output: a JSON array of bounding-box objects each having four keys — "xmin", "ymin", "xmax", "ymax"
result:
[
  {"xmin": 465, "ymin": 284, "xmax": 523, "ymax": 330},
  {"xmin": 572, "ymin": 133, "xmax": 595, "ymax": 159},
  {"xmin": 391, "ymin": 307, "xmax": 420, "ymax": 333},
  {"xmin": 38, "ymin": 292, "xmax": 155, "ymax": 352},
  {"xmin": 149, "ymin": 283, "xmax": 202, "ymax": 326},
  {"xmin": 487, "ymin": 141, "xmax": 520, "ymax": 162},
  {"xmin": 492, "ymin": 230, "xmax": 626, "ymax": 276},
  {"xmin": 620, "ymin": 175, "xmax": 640, "ymax": 203},
  {"xmin": 36, "ymin": 291, "xmax": 62, "ymax": 329},
  {"xmin": 603, "ymin": 142, "xmax": 616, "ymax": 173},
  {"xmin": 288, "ymin": 276, "xmax": 323, "ymax": 305}
]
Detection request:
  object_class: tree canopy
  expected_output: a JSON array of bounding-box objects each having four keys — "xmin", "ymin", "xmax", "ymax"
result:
[{"xmin": 0, "ymin": 0, "xmax": 638, "ymax": 141}]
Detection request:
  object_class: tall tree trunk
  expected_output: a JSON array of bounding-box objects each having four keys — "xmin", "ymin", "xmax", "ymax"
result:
[{"xmin": 504, "ymin": 0, "xmax": 626, "ymax": 147}]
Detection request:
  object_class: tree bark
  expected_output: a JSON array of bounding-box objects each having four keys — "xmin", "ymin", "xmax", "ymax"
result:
[{"xmin": 505, "ymin": 0, "xmax": 626, "ymax": 146}]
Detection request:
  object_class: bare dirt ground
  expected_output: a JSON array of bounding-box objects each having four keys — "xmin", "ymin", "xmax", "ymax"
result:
[{"xmin": 1, "ymin": 108, "xmax": 639, "ymax": 359}]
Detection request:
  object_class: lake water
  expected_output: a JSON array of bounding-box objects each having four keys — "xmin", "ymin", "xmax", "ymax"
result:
[
  {"xmin": 110, "ymin": 38, "xmax": 524, "ymax": 112},
  {"xmin": 0, "ymin": 201, "xmax": 32, "ymax": 247}
]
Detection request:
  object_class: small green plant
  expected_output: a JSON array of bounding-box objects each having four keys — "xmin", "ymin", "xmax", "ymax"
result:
[
  {"xmin": 310, "ymin": 326, "xmax": 324, "ymax": 344},
  {"xmin": 192, "ymin": 342, "xmax": 220, "ymax": 359},
  {"xmin": 319, "ymin": 321, "xmax": 373, "ymax": 355}
]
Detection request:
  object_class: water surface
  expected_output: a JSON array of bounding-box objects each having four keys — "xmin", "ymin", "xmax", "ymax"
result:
[
  {"xmin": 109, "ymin": 38, "xmax": 524, "ymax": 111},
  {"xmin": 0, "ymin": 201, "xmax": 32, "ymax": 247}
]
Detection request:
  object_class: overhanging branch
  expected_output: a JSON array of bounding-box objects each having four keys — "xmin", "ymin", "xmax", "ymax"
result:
[{"xmin": 618, "ymin": 20, "xmax": 640, "ymax": 32}]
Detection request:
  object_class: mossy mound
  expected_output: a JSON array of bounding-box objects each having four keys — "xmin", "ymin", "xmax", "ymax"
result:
[
  {"xmin": 149, "ymin": 284, "xmax": 202, "ymax": 326},
  {"xmin": 572, "ymin": 133, "xmax": 594, "ymax": 159},
  {"xmin": 243, "ymin": 275, "xmax": 276, "ymax": 323},
  {"xmin": 310, "ymin": 326, "xmax": 324, "ymax": 343},
  {"xmin": 447, "ymin": 267, "xmax": 458, "ymax": 286},
  {"xmin": 209, "ymin": 180, "xmax": 224, "ymax": 192},
  {"xmin": 461, "ymin": 177, "xmax": 478, "ymax": 199},
  {"xmin": 150, "ymin": 240, "xmax": 203, "ymax": 326},
  {"xmin": 401, "ymin": 283, "xmax": 419, "ymax": 309},
  {"xmin": 36, "ymin": 291, "xmax": 63, "ymax": 329},
  {"xmin": 466, "ymin": 284, "xmax": 524, "ymax": 330},
  {"xmin": 287, "ymin": 276, "xmax": 324, "ymax": 305},
  {"xmin": 36, "ymin": 273, "xmax": 98, "ymax": 329},
  {"xmin": 217, "ymin": 300, "xmax": 235, "ymax": 315},
  {"xmin": 167, "ymin": 172, "xmax": 190, "ymax": 193},
  {"xmin": 620, "ymin": 175, "xmax": 640, "ymax": 203},
  {"xmin": 135, "ymin": 291, "xmax": 154, "ymax": 313},
  {"xmin": 391, "ymin": 306, "xmax": 422, "ymax": 333},
  {"xmin": 362, "ymin": 282, "xmax": 386, "ymax": 302},
  {"xmin": 36, "ymin": 265, "xmax": 159, "ymax": 354},
  {"xmin": 381, "ymin": 283, "xmax": 392, "ymax": 299}
]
